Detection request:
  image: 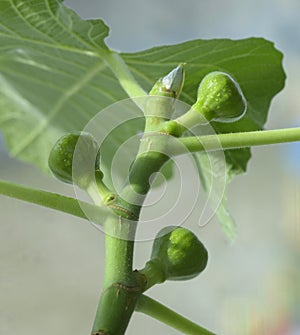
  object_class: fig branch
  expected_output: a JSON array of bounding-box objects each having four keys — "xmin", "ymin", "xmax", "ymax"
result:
[
  {"xmin": 0, "ymin": 179, "xmax": 109, "ymax": 222},
  {"xmin": 101, "ymin": 49, "xmax": 147, "ymax": 98},
  {"xmin": 136, "ymin": 295, "xmax": 216, "ymax": 335},
  {"xmin": 173, "ymin": 127, "xmax": 300, "ymax": 154},
  {"xmin": 92, "ymin": 65, "xmax": 188, "ymax": 335}
]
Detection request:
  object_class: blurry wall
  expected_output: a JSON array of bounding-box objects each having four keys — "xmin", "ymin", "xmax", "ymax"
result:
[{"xmin": 1, "ymin": 1, "xmax": 300, "ymax": 334}]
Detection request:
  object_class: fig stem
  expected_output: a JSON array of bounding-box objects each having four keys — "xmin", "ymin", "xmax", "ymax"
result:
[
  {"xmin": 138, "ymin": 259, "xmax": 166, "ymax": 290},
  {"xmin": 0, "ymin": 179, "xmax": 110, "ymax": 223},
  {"xmin": 136, "ymin": 294, "xmax": 216, "ymax": 335},
  {"xmin": 176, "ymin": 127, "xmax": 300, "ymax": 153},
  {"xmin": 92, "ymin": 215, "xmax": 139, "ymax": 335},
  {"xmin": 91, "ymin": 69, "xmax": 181, "ymax": 334},
  {"xmin": 101, "ymin": 50, "xmax": 147, "ymax": 98}
]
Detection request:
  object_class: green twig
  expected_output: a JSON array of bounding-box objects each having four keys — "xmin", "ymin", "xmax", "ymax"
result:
[
  {"xmin": 101, "ymin": 50, "xmax": 147, "ymax": 98},
  {"xmin": 0, "ymin": 179, "xmax": 109, "ymax": 223},
  {"xmin": 136, "ymin": 294, "xmax": 216, "ymax": 335},
  {"xmin": 173, "ymin": 127, "xmax": 300, "ymax": 154},
  {"xmin": 91, "ymin": 92, "xmax": 175, "ymax": 335},
  {"xmin": 91, "ymin": 215, "xmax": 139, "ymax": 335}
]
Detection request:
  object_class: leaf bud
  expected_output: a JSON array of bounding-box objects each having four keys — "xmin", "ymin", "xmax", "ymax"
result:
[{"xmin": 149, "ymin": 63, "xmax": 185, "ymax": 99}]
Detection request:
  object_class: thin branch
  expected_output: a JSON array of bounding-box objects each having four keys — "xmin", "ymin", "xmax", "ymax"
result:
[
  {"xmin": 135, "ymin": 294, "xmax": 216, "ymax": 335},
  {"xmin": 0, "ymin": 179, "xmax": 109, "ymax": 224},
  {"xmin": 173, "ymin": 127, "xmax": 300, "ymax": 154},
  {"xmin": 101, "ymin": 50, "xmax": 147, "ymax": 98}
]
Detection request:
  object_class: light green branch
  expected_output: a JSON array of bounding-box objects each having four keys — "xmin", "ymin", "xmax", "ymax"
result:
[
  {"xmin": 101, "ymin": 50, "xmax": 147, "ymax": 98},
  {"xmin": 135, "ymin": 294, "xmax": 216, "ymax": 335},
  {"xmin": 175, "ymin": 127, "xmax": 300, "ymax": 153},
  {"xmin": 0, "ymin": 179, "xmax": 109, "ymax": 223}
]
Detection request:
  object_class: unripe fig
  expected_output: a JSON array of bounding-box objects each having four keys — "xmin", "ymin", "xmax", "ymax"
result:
[
  {"xmin": 48, "ymin": 132, "xmax": 99, "ymax": 188},
  {"xmin": 150, "ymin": 226, "xmax": 208, "ymax": 281},
  {"xmin": 193, "ymin": 71, "xmax": 246, "ymax": 123}
]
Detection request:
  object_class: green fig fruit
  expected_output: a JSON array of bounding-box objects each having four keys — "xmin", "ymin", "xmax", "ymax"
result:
[
  {"xmin": 193, "ymin": 71, "xmax": 246, "ymax": 123},
  {"xmin": 149, "ymin": 226, "xmax": 208, "ymax": 282},
  {"xmin": 48, "ymin": 132, "xmax": 99, "ymax": 188}
]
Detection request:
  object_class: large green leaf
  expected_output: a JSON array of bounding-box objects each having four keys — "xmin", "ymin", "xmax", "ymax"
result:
[
  {"xmin": 0, "ymin": 0, "xmax": 126, "ymax": 172},
  {"xmin": 0, "ymin": 0, "xmax": 285, "ymax": 237}
]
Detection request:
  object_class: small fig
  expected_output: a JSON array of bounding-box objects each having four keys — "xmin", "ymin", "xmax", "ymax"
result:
[
  {"xmin": 149, "ymin": 226, "xmax": 208, "ymax": 281},
  {"xmin": 193, "ymin": 71, "xmax": 246, "ymax": 123},
  {"xmin": 48, "ymin": 132, "xmax": 99, "ymax": 188}
]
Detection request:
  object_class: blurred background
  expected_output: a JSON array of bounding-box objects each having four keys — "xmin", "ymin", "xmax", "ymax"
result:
[{"xmin": 1, "ymin": 0, "xmax": 300, "ymax": 334}]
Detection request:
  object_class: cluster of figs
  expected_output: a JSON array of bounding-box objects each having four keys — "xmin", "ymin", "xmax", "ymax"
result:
[{"xmin": 48, "ymin": 64, "xmax": 246, "ymax": 282}]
